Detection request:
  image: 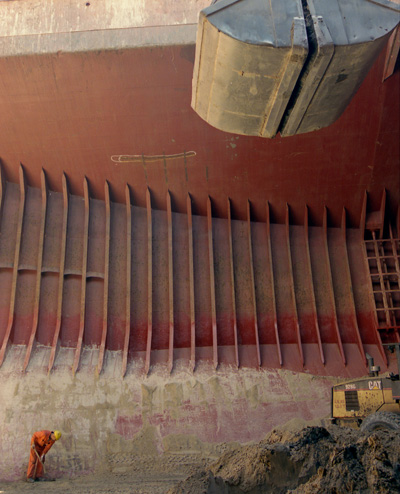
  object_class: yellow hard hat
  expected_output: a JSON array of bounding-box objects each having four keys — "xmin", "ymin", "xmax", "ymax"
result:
[{"xmin": 53, "ymin": 431, "xmax": 62, "ymax": 441}]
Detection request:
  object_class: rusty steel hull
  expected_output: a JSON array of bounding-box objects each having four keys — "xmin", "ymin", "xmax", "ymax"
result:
[
  {"xmin": 0, "ymin": 43, "xmax": 399, "ymax": 227},
  {"xmin": 0, "ymin": 1, "xmax": 399, "ymax": 485},
  {"xmin": 0, "ymin": 33, "xmax": 399, "ymax": 378},
  {"xmin": 0, "ymin": 162, "xmax": 398, "ymax": 377}
]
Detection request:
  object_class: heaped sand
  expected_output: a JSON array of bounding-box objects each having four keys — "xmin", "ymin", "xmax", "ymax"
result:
[
  {"xmin": 168, "ymin": 426, "xmax": 400, "ymax": 494},
  {"xmin": 2, "ymin": 425, "xmax": 399, "ymax": 494}
]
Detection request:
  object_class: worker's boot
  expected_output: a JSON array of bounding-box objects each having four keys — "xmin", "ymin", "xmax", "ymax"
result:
[
  {"xmin": 36, "ymin": 477, "xmax": 55, "ymax": 482},
  {"xmin": 26, "ymin": 478, "xmax": 35, "ymax": 483}
]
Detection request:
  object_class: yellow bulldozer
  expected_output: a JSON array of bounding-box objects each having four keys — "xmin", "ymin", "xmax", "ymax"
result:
[{"xmin": 331, "ymin": 344, "xmax": 400, "ymax": 431}]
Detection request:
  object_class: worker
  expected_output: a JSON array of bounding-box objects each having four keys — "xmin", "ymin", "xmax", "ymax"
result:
[{"xmin": 26, "ymin": 430, "xmax": 61, "ymax": 483}]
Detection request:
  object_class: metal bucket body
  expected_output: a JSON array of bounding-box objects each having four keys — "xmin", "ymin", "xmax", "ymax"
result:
[
  {"xmin": 191, "ymin": 0, "xmax": 307, "ymax": 137},
  {"xmin": 192, "ymin": 0, "xmax": 399, "ymax": 137},
  {"xmin": 281, "ymin": 0, "xmax": 399, "ymax": 136}
]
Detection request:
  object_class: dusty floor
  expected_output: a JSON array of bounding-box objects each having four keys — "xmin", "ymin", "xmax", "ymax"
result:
[
  {"xmin": 0, "ymin": 449, "xmax": 213, "ymax": 493},
  {"xmin": 0, "ymin": 472, "xmax": 183, "ymax": 494},
  {"xmin": 2, "ymin": 426, "xmax": 399, "ymax": 494}
]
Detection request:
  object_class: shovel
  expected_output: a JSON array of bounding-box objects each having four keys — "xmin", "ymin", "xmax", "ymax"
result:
[
  {"xmin": 33, "ymin": 448, "xmax": 45, "ymax": 476},
  {"xmin": 32, "ymin": 449, "xmax": 55, "ymax": 481}
]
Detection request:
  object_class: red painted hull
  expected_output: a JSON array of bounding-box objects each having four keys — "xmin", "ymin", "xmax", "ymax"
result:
[
  {"xmin": 0, "ymin": 37, "xmax": 398, "ymax": 377},
  {"xmin": 0, "ymin": 44, "xmax": 398, "ymax": 226}
]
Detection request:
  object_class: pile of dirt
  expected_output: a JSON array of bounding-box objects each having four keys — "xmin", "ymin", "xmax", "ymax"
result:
[{"xmin": 168, "ymin": 426, "xmax": 400, "ymax": 494}]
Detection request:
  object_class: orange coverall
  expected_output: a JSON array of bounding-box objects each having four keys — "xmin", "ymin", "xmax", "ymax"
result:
[{"xmin": 27, "ymin": 430, "xmax": 55, "ymax": 480}]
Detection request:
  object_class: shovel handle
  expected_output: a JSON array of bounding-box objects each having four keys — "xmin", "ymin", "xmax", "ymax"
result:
[{"xmin": 33, "ymin": 447, "xmax": 46, "ymax": 474}]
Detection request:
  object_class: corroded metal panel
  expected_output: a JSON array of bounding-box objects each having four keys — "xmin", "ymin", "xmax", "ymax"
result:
[
  {"xmin": 0, "ymin": 170, "xmax": 397, "ymax": 377},
  {"xmin": 145, "ymin": 188, "xmax": 153, "ymax": 375},
  {"xmin": 97, "ymin": 182, "xmax": 111, "ymax": 374},
  {"xmin": 167, "ymin": 191, "xmax": 175, "ymax": 374},
  {"xmin": 187, "ymin": 194, "xmax": 196, "ymax": 371},
  {"xmin": 207, "ymin": 197, "xmax": 218, "ymax": 369},
  {"xmin": 0, "ymin": 43, "xmax": 398, "ymax": 227},
  {"xmin": 0, "ymin": 166, "xmax": 26, "ymax": 366},
  {"xmin": 23, "ymin": 170, "xmax": 48, "ymax": 371},
  {"xmin": 122, "ymin": 185, "xmax": 132, "ymax": 377},
  {"xmin": 72, "ymin": 178, "xmax": 90, "ymax": 375},
  {"xmin": 247, "ymin": 201, "xmax": 261, "ymax": 367},
  {"xmin": 227, "ymin": 199, "xmax": 239, "ymax": 368},
  {"xmin": 48, "ymin": 174, "xmax": 69, "ymax": 372}
]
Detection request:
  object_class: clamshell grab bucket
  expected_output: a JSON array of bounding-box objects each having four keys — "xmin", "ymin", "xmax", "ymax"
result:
[
  {"xmin": 191, "ymin": 0, "xmax": 400, "ymax": 138},
  {"xmin": 191, "ymin": 0, "xmax": 308, "ymax": 138},
  {"xmin": 281, "ymin": 0, "xmax": 400, "ymax": 136}
]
